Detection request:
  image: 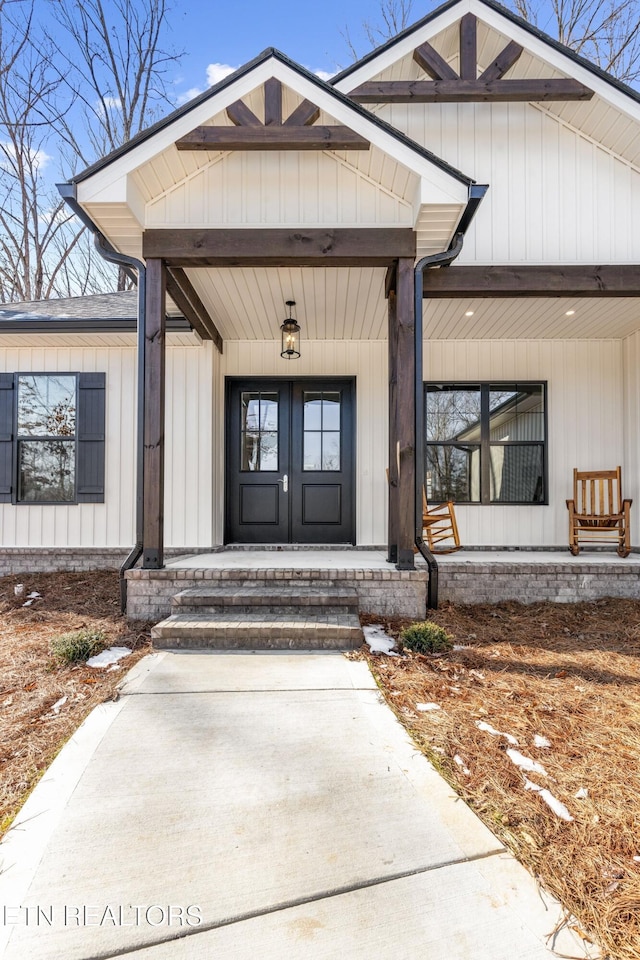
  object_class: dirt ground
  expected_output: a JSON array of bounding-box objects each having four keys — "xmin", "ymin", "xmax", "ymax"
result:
[
  {"xmin": 362, "ymin": 599, "xmax": 640, "ymax": 960},
  {"xmin": 0, "ymin": 571, "xmax": 152, "ymax": 838}
]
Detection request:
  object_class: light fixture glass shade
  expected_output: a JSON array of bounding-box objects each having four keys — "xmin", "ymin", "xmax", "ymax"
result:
[{"xmin": 280, "ymin": 301, "xmax": 301, "ymax": 359}]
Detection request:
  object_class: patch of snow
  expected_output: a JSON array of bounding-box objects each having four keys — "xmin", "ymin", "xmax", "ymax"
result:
[
  {"xmin": 634, "ymin": 856, "xmax": 640, "ymax": 863},
  {"xmin": 452, "ymin": 644, "xmax": 468, "ymax": 651},
  {"xmin": 574, "ymin": 787, "xmax": 589, "ymax": 799},
  {"xmin": 363, "ymin": 625, "xmax": 398, "ymax": 656},
  {"xmin": 533, "ymin": 734, "xmax": 551, "ymax": 749},
  {"xmin": 86, "ymin": 647, "xmax": 131, "ymax": 669},
  {"xmin": 453, "ymin": 754, "xmax": 471, "ymax": 775},
  {"xmin": 51, "ymin": 695, "xmax": 67, "ymax": 714},
  {"xmin": 22, "ymin": 599, "xmax": 33, "ymax": 607},
  {"xmin": 416, "ymin": 702, "xmax": 441, "ymax": 712},
  {"xmin": 507, "ymin": 749, "xmax": 547, "ymax": 777},
  {"xmin": 27, "ymin": 591, "xmax": 41, "ymax": 599},
  {"xmin": 476, "ymin": 720, "xmax": 519, "ymax": 745},
  {"xmin": 524, "ymin": 779, "xmax": 573, "ymax": 821}
]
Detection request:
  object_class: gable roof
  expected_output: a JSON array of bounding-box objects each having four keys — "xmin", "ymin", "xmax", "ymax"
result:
[
  {"xmin": 67, "ymin": 47, "xmax": 474, "ymax": 190},
  {"xmin": 0, "ymin": 292, "xmax": 188, "ymax": 333},
  {"xmin": 332, "ymin": 0, "xmax": 640, "ymax": 108}
]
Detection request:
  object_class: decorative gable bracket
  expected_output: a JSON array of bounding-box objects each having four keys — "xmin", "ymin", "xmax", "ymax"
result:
[
  {"xmin": 349, "ymin": 14, "xmax": 593, "ymax": 103},
  {"xmin": 176, "ymin": 79, "xmax": 370, "ymax": 151}
]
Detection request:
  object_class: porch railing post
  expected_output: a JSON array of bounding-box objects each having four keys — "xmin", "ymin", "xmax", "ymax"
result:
[
  {"xmin": 142, "ymin": 258, "xmax": 166, "ymax": 569},
  {"xmin": 395, "ymin": 257, "xmax": 416, "ymax": 570},
  {"xmin": 388, "ymin": 281, "xmax": 399, "ymax": 563}
]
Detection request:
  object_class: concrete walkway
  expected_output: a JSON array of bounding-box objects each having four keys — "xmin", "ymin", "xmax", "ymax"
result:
[{"xmin": 0, "ymin": 653, "xmax": 593, "ymax": 960}]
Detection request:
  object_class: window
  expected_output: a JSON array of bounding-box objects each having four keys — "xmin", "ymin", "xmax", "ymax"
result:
[
  {"xmin": 0, "ymin": 372, "xmax": 106, "ymax": 505},
  {"xmin": 303, "ymin": 391, "xmax": 341, "ymax": 471},
  {"xmin": 425, "ymin": 382, "xmax": 547, "ymax": 505}
]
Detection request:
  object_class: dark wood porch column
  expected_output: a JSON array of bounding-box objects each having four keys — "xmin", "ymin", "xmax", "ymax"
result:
[
  {"xmin": 387, "ymin": 280, "xmax": 399, "ymax": 564},
  {"xmin": 143, "ymin": 258, "xmax": 166, "ymax": 568},
  {"xmin": 395, "ymin": 257, "xmax": 416, "ymax": 570}
]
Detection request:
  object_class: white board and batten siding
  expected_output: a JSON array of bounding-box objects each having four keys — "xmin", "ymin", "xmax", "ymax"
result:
[
  {"xmin": 0, "ymin": 342, "xmax": 216, "ymax": 550},
  {"xmin": 623, "ymin": 331, "xmax": 640, "ymax": 545},
  {"xmin": 376, "ymin": 100, "xmax": 640, "ymax": 264}
]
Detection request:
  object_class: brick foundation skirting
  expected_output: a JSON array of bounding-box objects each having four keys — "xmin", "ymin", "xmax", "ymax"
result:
[
  {"xmin": 0, "ymin": 547, "xmax": 215, "ymax": 577},
  {"xmin": 439, "ymin": 562, "xmax": 640, "ymax": 604},
  {"xmin": 125, "ymin": 567, "xmax": 429, "ymax": 621}
]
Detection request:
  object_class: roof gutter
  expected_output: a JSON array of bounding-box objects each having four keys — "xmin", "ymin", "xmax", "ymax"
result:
[
  {"xmin": 57, "ymin": 182, "xmax": 146, "ymax": 613},
  {"xmin": 415, "ymin": 183, "xmax": 488, "ymax": 609}
]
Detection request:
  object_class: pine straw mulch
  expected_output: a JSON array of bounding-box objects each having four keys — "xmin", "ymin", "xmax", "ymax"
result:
[
  {"xmin": 0, "ymin": 570, "xmax": 152, "ymax": 839},
  {"xmin": 361, "ymin": 599, "xmax": 640, "ymax": 960}
]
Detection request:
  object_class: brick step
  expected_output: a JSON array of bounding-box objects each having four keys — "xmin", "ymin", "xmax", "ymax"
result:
[
  {"xmin": 151, "ymin": 612, "xmax": 363, "ymax": 651},
  {"xmin": 171, "ymin": 586, "xmax": 359, "ymax": 615}
]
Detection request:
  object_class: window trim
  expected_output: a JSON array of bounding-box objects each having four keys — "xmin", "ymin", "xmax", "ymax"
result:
[
  {"xmin": 424, "ymin": 380, "xmax": 549, "ymax": 506},
  {"xmin": 12, "ymin": 372, "xmax": 79, "ymax": 506}
]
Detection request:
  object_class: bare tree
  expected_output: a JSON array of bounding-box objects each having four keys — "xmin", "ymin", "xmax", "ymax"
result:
[
  {"xmin": 0, "ymin": 16, "xmax": 84, "ymax": 301},
  {"xmin": 513, "ymin": 0, "xmax": 640, "ymax": 84},
  {"xmin": 343, "ymin": 0, "xmax": 416, "ymax": 61},
  {"xmin": 50, "ymin": 0, "xmax": 181, "ymax": 165}
]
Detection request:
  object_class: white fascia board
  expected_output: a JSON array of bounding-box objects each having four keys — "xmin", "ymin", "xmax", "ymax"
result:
[
  {"xmin": 333, "ymin": 0, "xmax": 472, "ymax": 92},
  {"xmin": 413, "ymin": 178, "xmax": 465, "ymax": 221},
  {"xmin": 77, "ymin": 56, "xmax": 468, "ymax": 208}
]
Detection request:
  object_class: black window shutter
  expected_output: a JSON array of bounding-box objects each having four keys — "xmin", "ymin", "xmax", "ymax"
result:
[
  {"xmin": 0, "ymin": 374, "xmax": 14, "ymax": 502},
  {"xmin": 76, "ymin": 373, "xmax": 105, "ymax": 503}
]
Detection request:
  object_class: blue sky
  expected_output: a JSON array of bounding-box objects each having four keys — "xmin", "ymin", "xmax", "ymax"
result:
[{"xmin": 169, "ymin": 0, "xmax": 423, "ymax": 100}]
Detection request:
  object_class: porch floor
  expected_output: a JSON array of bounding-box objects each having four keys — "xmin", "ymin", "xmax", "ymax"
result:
[{"xmin": 165, "ymin": 547, "xmax": 636, "ymax": 570}]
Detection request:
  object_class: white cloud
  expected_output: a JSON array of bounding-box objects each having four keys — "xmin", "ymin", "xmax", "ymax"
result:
[
  {"xmin": 176, "ymin": 86, "xmax": 204, "ymax": 106},
  {"xmin": 314, "ymin": 69, "xmax": 335, "ymax": 82},
  {"xmin": 206, "ymin": 62, "xmax": 237, "ymax": 86},
  {"xmin": 102, "ymin": 96, "xmax": 122, "ymax": 110}
]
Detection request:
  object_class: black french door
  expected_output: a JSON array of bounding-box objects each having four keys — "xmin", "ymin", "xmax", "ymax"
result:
[{"xmin": 225, "ymin": 379, "xmax": 355, "ymax": 544}]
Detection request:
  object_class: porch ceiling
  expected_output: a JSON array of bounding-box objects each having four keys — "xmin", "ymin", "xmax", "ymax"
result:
[
  {"xmin": 184, "ymin": 266, "xmax": 388, "ymax": 340},
  {"xmin": 424, "ymin": 295, "xmax": 640, "ymax": 339}
]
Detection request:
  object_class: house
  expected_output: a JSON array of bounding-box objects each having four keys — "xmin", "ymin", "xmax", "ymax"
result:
[{"xmin": 1, "ymin": 0, "xmax": 640, "ymax": 616}]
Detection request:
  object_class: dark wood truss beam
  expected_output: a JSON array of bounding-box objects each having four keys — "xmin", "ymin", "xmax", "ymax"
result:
[
  {"xmin": 264, "ymin": 76, "xmax": 283, "ymax": 125},
  {"xmin": 284, "ymin": 99, "xmax": 321, "ymax": 126},
  {"xmin": 226, "ymin": 99, "xmax": 261, "ymax": 126},
  {"xmin": 349, "ymin": 78, "xmax": 592, "ymax": 103},
  {"xmin": 353, "ymin": 15, "xmax": 592, "ymax": 103},
  {"xmin": 166, "ymin": 267, "xmax": 224, "ymax": 352},
  {"xmin": 177, "ymin": 79, "xmax": 369, "ymax": 151},
  {"xmin": 421, "ymin": 265, "xmax": 640, "ymax": 298},
  {"xmin": 176, "ymin": 125, "xmax": 369, "ymax": 150},
  {"xmin": 413, "ymin": 41, "xmax": 458, "ymax": 80},
  {"xmin": 478, "ymin": 40, "xmax": 524, "ymax": 82},
  {"xmin": 143, "ymin": 228, "xmax": 416, "ymax": 267},
  {"xmin": 459, "ymin": 13, "xmax": 477, "ymax": 81}
]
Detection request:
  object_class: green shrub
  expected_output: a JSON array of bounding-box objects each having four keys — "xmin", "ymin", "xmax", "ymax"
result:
[
  {"xmin": 51, "ymin": 629, "xmax": 107, "ymax": 664},
  {"xmin": 399, "ymin": 620, "xmax": 453, "ymax": 654}
]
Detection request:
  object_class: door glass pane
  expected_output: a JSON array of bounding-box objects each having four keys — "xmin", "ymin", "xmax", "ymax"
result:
[
  {"xmin": 322, "ymin": 394, "xmax": 341, "ymax": 430},
  {"xmin": 322, "ymin": 432, "xmax": 340, "ymax": 471},
  {"xmin": 304, "ymin": 393, "xmax": 322, "ymax": 429},
  {"xmin": 18, "ymin": 440, "xmax": 75, "ymax": 502},
  {"xmin": 17, "ymin": 375, "xmax": 76, "ymax": 437},
  {"xmin": 426, "ymin": 445, "xmax": 480, "ymax": 502},
  {"xmin": 425, "ymin": 386, "xmax": 482, "ymax": 442},
  {"xmin": 490, "ymin": 444, "xmax": 544, "ymax": 503},
  {"xmin": 303, "ymin": 432, "xmax": 322, "ymax": 470},
  {"xmin": 303, "ymin": 391, "xmax": 341, "ymax": 472},
  {"xmin": 260, "ymin": 432, "xmax": 278, "ymax": 471},
  {"xmin": 489, "ymin": 385, "xmax": 544, "ymax": 441},
  {"xmin": 241, "ymin": 391, "xmax": 278, "ymax": 471}
]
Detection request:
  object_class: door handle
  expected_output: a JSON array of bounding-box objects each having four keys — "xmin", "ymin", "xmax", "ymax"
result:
[{"xmin": 277, "ymin": 474, "xmax": 289, "ymax": 493}]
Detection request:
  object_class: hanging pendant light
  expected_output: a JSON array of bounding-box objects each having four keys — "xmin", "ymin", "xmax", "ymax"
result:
[{"xmin": 280, "ymin": 300, "xmax": 301, "ymax": 359}]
